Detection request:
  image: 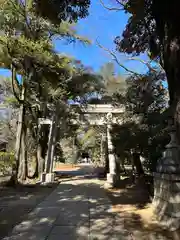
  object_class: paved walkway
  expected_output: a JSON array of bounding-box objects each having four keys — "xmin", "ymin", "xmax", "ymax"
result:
[{"xmin": 2, "ymin": 178, "xmax": 129, "ymax": 240}]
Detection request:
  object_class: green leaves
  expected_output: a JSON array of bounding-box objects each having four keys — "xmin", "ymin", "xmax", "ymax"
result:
[
  {"xmin": 99, "ymin": 62, "xmax": 127, "ymax": 103},
  {"xmin": 51, "ymin": 21, "xmax": 91, "ymax": 45},
  {"xmin": 34, "ymin": 0, "xmax": 90, "ymax": 24},
  {"xmin": 111, "ymin": 70, "xmax": 168, "ymax": 169},
  {"xmin": 0, "ymin": 151, "xmax": 15, "ymax": 174}
]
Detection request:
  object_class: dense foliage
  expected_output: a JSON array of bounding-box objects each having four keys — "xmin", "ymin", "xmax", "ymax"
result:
[
  {"xmin": 114, "ymin": 0, "xmax": 180, "ymax": 139},
  {"xmin": 34, "ymin": 0, "xmax": 90, "ymax": 24},
  {"xmin": 112, "ymin": 70, "xmax": 169, "ymax": 172},
  {"xmin": 0, "ymin": 0, "xmax": 99, "ymax": 183}
]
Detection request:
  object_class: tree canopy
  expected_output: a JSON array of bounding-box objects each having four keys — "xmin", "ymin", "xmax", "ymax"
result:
[
  {"xmin": 114, "ymin": 0, "xmax": 179, "ymax": 105},
  {"xmin": 0, "ymin": 0, "xmax": 100, "ymax": 183},
  {"xmin": 112, "ymin": 70, "xmax": 169, "ymax": 171},
  {"xmin": 34, "ymin": 0, "xmax": 90, "ymax": 24},
  {"xmin": 109, "ymin": 0, "xmax": 180, "ymax": 140}
]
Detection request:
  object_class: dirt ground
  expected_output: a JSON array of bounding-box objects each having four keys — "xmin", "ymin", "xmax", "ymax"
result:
[
  {"xmin": 106, "ymin": 177, "xmax": 180, "ymax": 240},
  {"xmin": 0, "ymin": 180, "xmax": 58, "ymax": 240},
  {"xmin": 54, "ymin": 162, "xmax": 79, "ymax": 171}
]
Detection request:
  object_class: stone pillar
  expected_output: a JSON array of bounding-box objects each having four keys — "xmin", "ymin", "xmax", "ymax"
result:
[
  {"xmin": 100, "ymin": 133, "xmax": 106, "ymax": 165},
  {"xmin": 153, "ymin": 126, "xmax": 180, "ymax": 231},
  {"xmin": 45, "ymin": 118, "xmax": 54, "ymax": 174},
  {"xmin": 41, "ymin": 115, "xmax": 56, "ymax": 184},
  {"xmin": 105, "ymin": 123, "xmax": 119, "ymax": 188}
]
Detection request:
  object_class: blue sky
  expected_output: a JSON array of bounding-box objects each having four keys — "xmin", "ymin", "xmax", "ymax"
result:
[
  {"xmin": 55, "ymin": 0, "xmax": 149, "ymax": 75},
  {"xmin": 0, "ymin": 0, "xmax": 149, "ymax": 78}
]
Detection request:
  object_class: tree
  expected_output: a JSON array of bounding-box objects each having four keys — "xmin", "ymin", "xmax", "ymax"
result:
[
  {"xmin": 111, "ymin": 70, "xmax": 169, "ymax": 175},
  {"xmin": 88, "ymin": 62, "xmax": 127, "ymax": 104},
  {"xmin": 0, "ymin": 77, "xmax": 18, "ymax": 147},
  {"xmin": 0, "ymin": 77, "xmax": 18, "ymax": 106},
  {"xmin": 34, "ymin": 0, "xmax": 90, "ymax": 24},
  {"xmin": 113, "ymin": 0, "xmax": 180, "ymax": 140},
  {"xmin": 100, "ymin": 62, "xmax": 127, "ymax": 98},
  {"xmin": 0, "ymin": 0, "xmax": 98, "ymax": 183},
  {"xmin": 0, "ymin": 77, "xmax": 18, "ymax": 176}
]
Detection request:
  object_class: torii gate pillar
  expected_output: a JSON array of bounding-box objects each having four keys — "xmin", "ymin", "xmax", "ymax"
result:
[
  {"xmin": 104, "ymin": 114, "xmax": 120, "ymax": 188},
  {"xmin": 38, "ymin": 118, "xmax": 56, "ymax": 184}
]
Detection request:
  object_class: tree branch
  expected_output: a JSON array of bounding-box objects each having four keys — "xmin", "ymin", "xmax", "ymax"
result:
[
  {"xmin": 125, "ymin": 55, "xmax": 164, "ymax": 72},
  {"xmin": 99, "ymin": 0, "xmax": 124, "ymax": 11},
  {"xmin": 124, "ymin": 56, "xmax": 156, "ymax": 72},
  {"xmin": 96, "ymin": 40, "xmax": 160, "ymax": 74},
  {"xmin": 96, "ymin": 40, "xmax": 140, "ymax": 75},
  {"xmin": 115, "ymin": 0, "xmax": 127, "ymax": 7}
]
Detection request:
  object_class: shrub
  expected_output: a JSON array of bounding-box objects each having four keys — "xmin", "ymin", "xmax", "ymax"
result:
[{"xmin": 0, "ymin": 151, "xmax": 15, "ymax": 175}]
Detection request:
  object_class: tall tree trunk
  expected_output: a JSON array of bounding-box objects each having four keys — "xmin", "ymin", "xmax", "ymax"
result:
[
  {"xmin": 27, "ymin": 154, "xmax": 39, "ymax": 179},
  {"xmin": 33, "ymin": 154, "xmax": 39, "ymax": 178},
  {"xmin": 27, "ymin": 153, "xmax": 39, "ymax": 179},
  {"xmin": 129, "ymin": 151, "xmax": 135, "ymax": 183},
  {"xmin": 132, "ymin": 152, "xmax": 144, "ymax": 177},
  {"xmin": 115, "ymin": 156, "xmax": 121, "ymax": 178},
  {"xmin": 18, "ymin": 125, "xmax": 28, "ymax": 181},
  {"xmin": 164, "ymin": 52, "xmax": 180, "ymax": 142},
  {"xmin": 37, "ymin": 144, "xmax": 43, "ymax": 174},
  {"xmin": 10, "ymin": 91, "xmax": 25, "ymax": 185},
  {"xmin": 153, "ymin": 4, "xmax": 180, "ymax": 142},
  {"xmin": 121, "ymin": 156, "xmax": 127, "ymax": 175}
]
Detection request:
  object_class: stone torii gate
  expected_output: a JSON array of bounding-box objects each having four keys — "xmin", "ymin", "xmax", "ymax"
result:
[{"xmin": 39, "ymin": 104, "xmax": 125, "ymax": 187}]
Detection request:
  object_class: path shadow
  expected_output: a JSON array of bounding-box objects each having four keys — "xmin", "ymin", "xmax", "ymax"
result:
[
  {"xmin": 1, "ymin": 179, "xmax": 130, "ymax": 240},
  {"xmin": 106, "ymin": 177, "xmax": 180, "ymax": 240},
  {"xmin": 117, "ymin": 211, "xmax": 180, "ymax": 240},
  {"xmin": 107, "ymin": 177, "xmax": 151, "ymax": 209},
  {"xmin": 2, "ymin": 177, "xmax": 179, "ymax": 240},
  {"xmin": 116, "ymin": 177, "xmax": 133, "ymax": 189},
  {"xmin": 0, "ymin": 183, "xmax": 57, "ymax": 240}
]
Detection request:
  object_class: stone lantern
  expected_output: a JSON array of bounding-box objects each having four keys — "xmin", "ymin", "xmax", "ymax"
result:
[{"xmin": 153, "ymin": 118, "xmax": 180, "ymax": 231}]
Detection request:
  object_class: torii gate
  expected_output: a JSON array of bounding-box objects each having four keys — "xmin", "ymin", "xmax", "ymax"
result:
[{"xmin": 39, "ymin": 104, "xmax": 125, "ymax": 187}]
